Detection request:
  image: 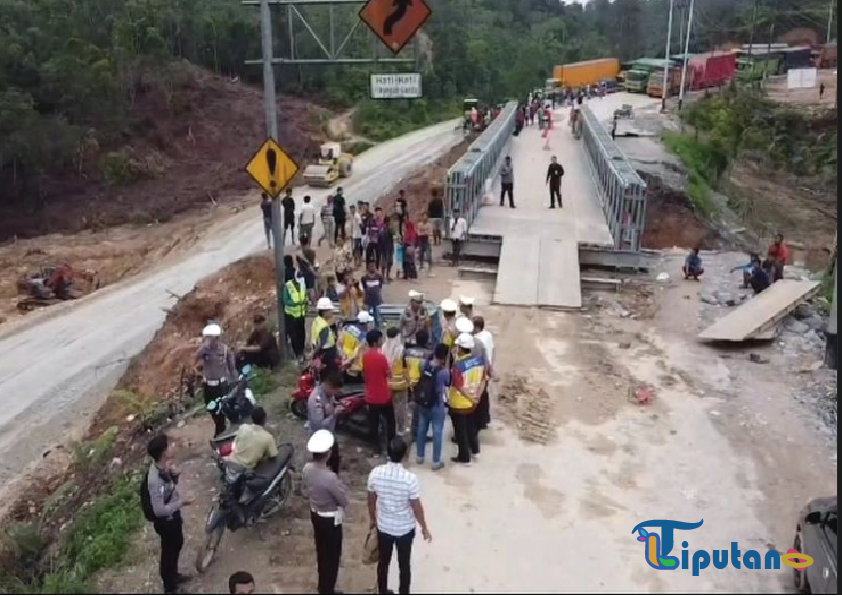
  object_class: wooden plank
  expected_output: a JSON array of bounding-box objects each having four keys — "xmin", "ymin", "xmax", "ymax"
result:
[
  {"xmin": 698, "ymin": 279, "xmax": 820, "ymax": 342},
  {"xmin": 494, "ymin": 236, "xmax": 540, "ymax": 305},
  {"xmin": 538, "ymin": 238, "xmax": 582, "ymax": 308}
]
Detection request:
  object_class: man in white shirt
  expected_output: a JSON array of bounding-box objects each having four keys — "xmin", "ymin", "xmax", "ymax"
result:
[
  {"xmin": 449, "ymin": 208, "xmax": 468, "ymax": 267},
  {"xmin": 367, "ymin": 436, "xmax": 432, "ymax": 595},
  {"xmin": 472, "ymin": 316, "xmax": 494, "ymax": 432},
  {"xmin": 350, "ymin": 204, "xmax": 363, "ymax": 269},
  {"xmin": 298, "ymin": 195, "xmax": 316, "ymax": 245}
]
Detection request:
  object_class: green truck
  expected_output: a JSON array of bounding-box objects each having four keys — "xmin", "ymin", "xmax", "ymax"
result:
[{"xmin": 622, "ymin": 58, "xmax": 678, "ymax": 93}]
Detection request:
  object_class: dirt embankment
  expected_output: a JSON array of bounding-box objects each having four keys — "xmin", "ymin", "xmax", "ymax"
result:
[{"xmin": 0, "ymin": 63, "xmax": 327, "ymax": 241}]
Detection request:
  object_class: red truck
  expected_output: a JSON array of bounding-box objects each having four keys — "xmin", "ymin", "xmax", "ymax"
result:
[{"xmin": 688, "ymin": 52, "xmax": 737, "ymax": 90}]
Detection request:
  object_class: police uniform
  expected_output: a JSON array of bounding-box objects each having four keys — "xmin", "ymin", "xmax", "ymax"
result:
[
  {"xmin": 303, "ymin": 431, "xmax": 349, "ymax": 595},
  {"xmin": 196, "ymin": 325, "xmax": 237, "ymax": 436}
]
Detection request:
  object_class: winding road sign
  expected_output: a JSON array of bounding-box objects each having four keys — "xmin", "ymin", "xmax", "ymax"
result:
[{"xmin": 359, "ymin": 0, "xmax": 432, "ymax": 56}]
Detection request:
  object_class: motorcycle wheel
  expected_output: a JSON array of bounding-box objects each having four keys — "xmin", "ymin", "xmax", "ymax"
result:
[
  {"xmin": 262, "ymin": 473, "xmax": 294, "ymax": 518},
  {"xmin": 290, "ymin": 398, "xmax": 308, "ymax": 419},
  {"xmin": 195, "ymin": 509, "xmax": 225, "ymax": 573}
]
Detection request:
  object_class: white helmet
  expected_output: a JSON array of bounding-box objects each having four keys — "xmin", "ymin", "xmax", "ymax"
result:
[
  {"xmin": 307, "ymin": 429, "xmax": 335, "ymax": 454},
  {"xmin": 456, "ymin": 332, "xmax": 475, "ymax": 350},
  {"xmin": 455, "ymin": 316, "xmax": 474, "ymax": 334},
  {"xmin": 357, "ymin": 311, "xmax": 373, "ymax": 324},
  {"xmin": 440, "ymin": 298, "xmax": 457, "ymax": 312},
  {"xmin": 316, "ymin": 297, "xmax": 335, "ymax": 311},
  {"xmin": 459, "ymin": 296, "xmax": 475, "ymax": 306},
  {"xmin": 202, "ymin": 324, "xmax": 222, "ymax": 337},
  {"xmin": 408, "ymin": 289, "xmax": 424, "ymax": 301}
]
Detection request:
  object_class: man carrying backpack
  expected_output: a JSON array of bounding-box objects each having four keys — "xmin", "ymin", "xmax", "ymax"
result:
[
  {"xmin": 141, "ymin": 434, "xmax": 194, "ymax": 594},
  {"xmin": 414, "ymin": 343, "xmax": 450, "ymax": 470}
]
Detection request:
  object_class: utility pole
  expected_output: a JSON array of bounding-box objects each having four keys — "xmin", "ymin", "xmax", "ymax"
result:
[
  {"xmin": 748, "ymin": 0, "xmax": 759, "ymax": 51},
  {"xmin": 678, "ymin": 0, "xmax": 695, "ymax": 111},
  {"xmin": 259, "ymin": 0, "xmax": 286, "ymax": 362},
  {"xmin": 662, "ymin": 0, "xmax": 675, "ymax": 112},
  {"xmin": 828, "ymin": 0, "xmax": 836, "ymax": 44},
  {"xmin": 766, "ymin": 21, "xmax": 775, "ymax": 80},
  {"xmin": 827, "ymin": 260, "xmax": 837, "ymax": 370}
]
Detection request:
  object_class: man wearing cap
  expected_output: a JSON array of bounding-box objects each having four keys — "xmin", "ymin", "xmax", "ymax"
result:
[
  {"xmin": 338, "ymin": 311, "xmax": 373, "ymax": 383},
  {"xmin": 400, "ymin": 290, "xmax": 430, "ymax": 343},
  {"xmin": 458, "ymin": 296, "xmax": 475, "ymax": 319},
  {"xmin": 195, "ymin": 323, "xmax": 238, "ymax": 436},
  {"xmin": 303, "ymin": 430, "xmax": 349, "ymax": 595},
  {"xmin": 448, "ymin": 333, "xmax": 484, "ymax": 463},
  {"xmin": 438, "ymin": 299, "xmax": 459, "ymax": 354},
  {"xmin": 312, "ymin": 297, "xmax": 339, "ymax": 378}
]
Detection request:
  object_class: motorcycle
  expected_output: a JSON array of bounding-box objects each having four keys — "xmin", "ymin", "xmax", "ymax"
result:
[
  {"xmin": 195, "ymin": 442, "xmax": 295, "ymax": 573},
  {"xmin": 205, "ymin": 366, "xmax": 257, "ymax": 440}
]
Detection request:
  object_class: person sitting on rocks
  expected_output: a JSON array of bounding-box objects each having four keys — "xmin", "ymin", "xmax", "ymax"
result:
[{"xmin": 682, "ymin": 248, "xmax": 704, "ymax": 280}]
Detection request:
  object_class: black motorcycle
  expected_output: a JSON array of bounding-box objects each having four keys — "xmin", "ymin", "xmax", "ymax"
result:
[
  {"xmin": 196, "ymin": 440, "xmax": 296, "ymax": 573},
  {"xmin": 205, "ymin": 366, "xmax": 257, "ymax": 433}
]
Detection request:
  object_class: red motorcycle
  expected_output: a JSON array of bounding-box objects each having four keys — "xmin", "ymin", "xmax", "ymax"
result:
[{"xmin": 289, "ymin": 357, "xmax": 379, "ymax": 442}]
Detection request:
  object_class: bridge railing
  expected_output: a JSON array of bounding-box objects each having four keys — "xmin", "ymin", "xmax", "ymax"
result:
[
  {"xmin": 580, "ymin": 105, "xmax": 647, "ymax": 252},
  {"xmin": 444, "ymin": 101, "xmax": 518, "ymax": 235}
]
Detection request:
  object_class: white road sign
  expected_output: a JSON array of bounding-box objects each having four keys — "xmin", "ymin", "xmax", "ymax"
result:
[{"xmin": 370, "ymin": 73, "xmax": 422, "ymax": 99}]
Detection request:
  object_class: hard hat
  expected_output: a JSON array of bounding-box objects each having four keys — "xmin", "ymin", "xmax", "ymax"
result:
[
  {"xmin": 202, "ymin": 324, "xmax": 222, "ymax": 337},
  {"xmin": 316, "ymin": 297, "xmax": 335, "ymax": 311},
  {"xmin": 440, "ymin": 298, "xmax": 457, "ymax": 312},
  {"xmin": 307, "ymin": 429, "xmax": 335, "ymax": 454},
  {"xmin": 357, "ymin": 311, "xmax": 373, "ymax": 324},
  {"xmin": 456, "ymin": 333, "xmax": 475, "ymax": 350},
  {"xmin": 408, "ymin": 289, "xmax": 424, "ymax": 301},
  {"xmin": 459, "ymin": 296, "xmax": 475, "ymax": 306},
  {"xmin": 455, "ymin": 316, "xmax": 474, "ymax": 334}
]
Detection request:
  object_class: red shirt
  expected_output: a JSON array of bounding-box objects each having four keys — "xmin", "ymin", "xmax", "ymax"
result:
[
  {"xmin": 404, "ymin": 221, "xmax": 418, "ymax": 245},
  {"xmin": 767, "ymin": 242, "xmax": 789, "ymax": 264},
  {"xmin": 362, "ymin": 349, "xmax": 392, "ymax": 405}
]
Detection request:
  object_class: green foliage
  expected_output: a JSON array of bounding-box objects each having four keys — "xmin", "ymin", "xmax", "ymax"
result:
[
  {"xmin": 344, "ymin": 140, "xmax": 375, "ymax": 155},
  {"xmin": 70, "ymin": 426, "xmax": 118, "ymax": 471},
  {"xmin": 662, "ymin": 131, "xmax": 723, "ymax": 215},
  {"xmin": 37, "ymin": 476, "xmax": 143, "ymax": 593},
  {"xmin": 352, "ymin": 99, "xmax": 460, "ymax": 142},
  {"xmin": 249, "ymin": 366, "xmax": 279, "ymax": 398}
]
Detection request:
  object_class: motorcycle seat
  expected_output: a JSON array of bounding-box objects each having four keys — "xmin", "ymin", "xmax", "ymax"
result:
[{"xmin": 245, "ymin": 443, "xmax": 294, "ymax": 491}]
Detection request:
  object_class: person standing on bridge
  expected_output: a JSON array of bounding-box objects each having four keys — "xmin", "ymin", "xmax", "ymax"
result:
[
  {"xmin": 546, "ymin": 156, "xmax": 565, "ymax": 209},
  {"xmin": 499, "ymin": 156, "xmax": 515, "ymax": 208},
  {"xmin": 449, "ymin": 208, "xmax": 468, "ymax": 267}
]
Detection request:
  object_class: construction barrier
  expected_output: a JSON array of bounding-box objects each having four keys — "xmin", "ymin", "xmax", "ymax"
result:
[
  {"xmin": 444, "ymin": 102, "xmax": 518, "ymax": 235},
  {"xmin": 580, "ymin": 105, "xmax": 647, "ymax": 252}
]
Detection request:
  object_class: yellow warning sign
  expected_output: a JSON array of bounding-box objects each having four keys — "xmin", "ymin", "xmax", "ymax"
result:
[{"xmin": 244, "ymin": 138, "xmax": 300, "ymax": 198}]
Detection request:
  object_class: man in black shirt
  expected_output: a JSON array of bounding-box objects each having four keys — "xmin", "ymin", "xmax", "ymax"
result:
[
  {"xmin": 427, "ymin": 189, "xmax": 444, "ymax": 246},
  {"xmin": 281, "ymin": 188, "xmax": 295, "ymax": 245},
  {"xmin": 333, "ymin": 186, "xmax": 347, "ymax": 244},
  {"xmin": 260, "ymin": 193, "xmax": 273, "ymax": 249},
  {"xmin": 546, "ymin": 156, "xmax": 565, "ymax": 209}
]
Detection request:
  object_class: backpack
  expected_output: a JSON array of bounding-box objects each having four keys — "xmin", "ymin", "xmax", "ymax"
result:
[
  {"xmin": 415, "ymin": 360, "xmax": 441, "ymax": 409},
  {"xmin": 140, "ymin": 469, "xmax": 156, "ymax": 522}
]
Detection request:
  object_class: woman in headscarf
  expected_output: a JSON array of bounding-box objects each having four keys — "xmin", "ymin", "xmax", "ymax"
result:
[{"xmin": 383, "ymin": 327, "xmax": 410, "ymax": 436}]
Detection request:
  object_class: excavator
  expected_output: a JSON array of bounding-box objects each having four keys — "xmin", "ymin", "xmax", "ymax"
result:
[
  {"xmin": 16, "ymin": 264, "xmax": 99, "ymax": 311},
  {"xmin": 302, "ymin": 142, "xmax": 353, "ymax": 188}
]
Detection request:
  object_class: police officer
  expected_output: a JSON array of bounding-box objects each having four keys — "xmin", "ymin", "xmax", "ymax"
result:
[
  {"xmin": 284, "ymin": 268, "xmax": 308, "ymax": 360},
  {"xmin": 195, "ymin": 323, "xmax": 237, "ymax": 436},
  {"xmin": 312, "ymin": 297, "xmax": 339, "ymax": 377},
  {"xmin": 144, "ymin": 433, "xmax": 194, "ymax": 594},
  {"xmin": 303, "ymin": 430, "xmax": 349, "ymax": 595}
]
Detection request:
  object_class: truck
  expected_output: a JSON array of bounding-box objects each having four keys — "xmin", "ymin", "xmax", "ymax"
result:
[
  {"xmin": 646, "ymin": 67, "xmax": 684, "ymax": 97},
  {"xmin": 552, "ymin": 58, "xmax": 620, "ymax": 91},
  {"xmin": 688, "ymin": 52, "xmax": 737, "ymax": 89},
  {"xmin": 622, "ymin": 58, "xmax": 677, "ymax": 93}
]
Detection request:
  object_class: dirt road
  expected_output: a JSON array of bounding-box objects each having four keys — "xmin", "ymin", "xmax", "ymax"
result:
[{"xmin": 0, "ymin": 120, "xmax": 461, "ymax": 497}]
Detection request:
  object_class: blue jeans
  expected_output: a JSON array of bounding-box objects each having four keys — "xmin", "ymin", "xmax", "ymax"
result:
[
  {"xmin": 369, "ymin": 305, "xmax": 381, "ymax": 329},
  {"xmin": 416, "ymin": 406, "xmax": 446, "ymax": 464}
]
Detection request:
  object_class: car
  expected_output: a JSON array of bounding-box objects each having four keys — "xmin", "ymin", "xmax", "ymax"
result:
[{"xmin": 793, "ymin": 496, "xmax": 837, "ymax": 594}]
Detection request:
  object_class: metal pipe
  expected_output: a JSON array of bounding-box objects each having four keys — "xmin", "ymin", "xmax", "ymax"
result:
[
  {"xmin": 259, "ymin": 0, "xmax": 286, "ymax": 362},
  {"xmin": 828, "ymin": 0, "xmax": 835, "ymax": 45},
  {"xmin": 678, "ymin": 0, "xmax": 695, "ymax": 110},
  {"xmin": 662, "ymin": 0, "xmax": 675, "ymax": 111},
  {"xmin": 827, "ymin": 260, "xmax": 837, "ymax": 370}
]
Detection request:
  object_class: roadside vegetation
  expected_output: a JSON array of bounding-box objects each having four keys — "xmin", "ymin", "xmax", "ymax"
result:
[{"xmin": 663, "ymin": 86, "xmax": 837, "ymax": 217}]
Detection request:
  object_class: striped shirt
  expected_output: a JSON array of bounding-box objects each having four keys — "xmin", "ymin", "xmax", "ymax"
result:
[{"xmin": 367, "ymin": 462, "xmax": 420, "ymax": 537}]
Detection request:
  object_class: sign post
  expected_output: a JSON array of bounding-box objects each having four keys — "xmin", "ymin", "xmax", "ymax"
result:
[
  {"xmin": 369, "ymin": 72, "xmax": 422, "ymax": 99},
  {"xmin": 359, "ymin": 0, "xmax": 432, "ymax": 55}
]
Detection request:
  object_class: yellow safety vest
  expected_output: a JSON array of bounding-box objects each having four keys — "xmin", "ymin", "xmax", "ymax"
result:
[
  {"xmin": 284, "ymin": 279, "xmax": 307, "ymax": 318},
  {"xmin": 311, "ymin": 316, "xmax": 336, "ymax": 351},
  {"xmin": 441, "ymin": 316, "xmax": 457, "ymax": 349},
  {"xmin": 388, "ymin": 353, "xmax": 410, "ymax": 392},
  {"xmin": 404, "ymin": 346, "xmax": 431, "ymax": 387},
  {"xmin": 340, "ymin": 325, "xmax": 366, "ymax": 374},
  {"xmin": 448, "ymin": 353, "xmax": 484, "ymax": 411}
]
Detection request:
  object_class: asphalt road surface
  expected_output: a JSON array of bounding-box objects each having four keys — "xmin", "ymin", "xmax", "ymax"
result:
[{"xmin": 0, "ymin": 120, "xmax": 462, "ymax": 496}]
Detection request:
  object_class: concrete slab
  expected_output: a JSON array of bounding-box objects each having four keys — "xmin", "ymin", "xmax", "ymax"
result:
[
  {"xmin": 538, "ymin": 238, "xmax": 582, "ymax": 308},
  {"xmin": 698, "ymin": 279, "xmax": 820, "ymax": 341},
  {"xmin": 494, "ymin": 235, "xmax": 540, "ymax": 305}
]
